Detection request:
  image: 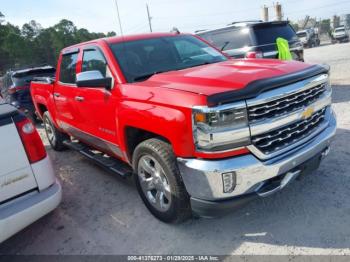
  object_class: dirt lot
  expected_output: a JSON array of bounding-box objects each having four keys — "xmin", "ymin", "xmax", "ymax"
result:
[{"xmin": 1, "ymin": 42, "xmax": 350, "ymax": 255}]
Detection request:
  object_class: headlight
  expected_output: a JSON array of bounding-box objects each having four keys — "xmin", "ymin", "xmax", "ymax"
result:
[{"xmin": 193, "ymin": 102, "xmax": 250, "ymax": 152}]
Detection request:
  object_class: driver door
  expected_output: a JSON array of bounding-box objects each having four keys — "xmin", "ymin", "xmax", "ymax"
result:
[{"xmin": 74, "ymin": 47, "xmax": 121, "ymax": 158}]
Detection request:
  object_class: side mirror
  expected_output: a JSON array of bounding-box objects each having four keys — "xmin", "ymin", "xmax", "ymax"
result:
[{"xmin": 76, "ymin": 70, "xmax": 112, "ymax": 90}]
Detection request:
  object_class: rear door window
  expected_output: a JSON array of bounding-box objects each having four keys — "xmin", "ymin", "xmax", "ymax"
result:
[
  {"xmin": 59, "ymin": 53, "xmax": 78, "ymax": 84},
  {"xmin": 254, "ymin": 24, "xmax": 298, "ymax": 45},
  {"xmin": 199, "ymin": 28, "xmax": 253, "ymax": 51},
  {"xmin": 82, "ymin": 49, "xmax": 107, "ymax": 77}
]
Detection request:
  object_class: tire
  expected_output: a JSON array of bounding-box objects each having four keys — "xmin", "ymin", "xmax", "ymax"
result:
[
  {"xmin": 43, "ymin": 111, "xmax": 69, "ymax": 151},
  {"xmin": 29, "ymin": 111, "xmax": 41, "ymax": 124},
  {"xmin": 133, "ymin": 138, "xmax": 191, "ymax": 223}
]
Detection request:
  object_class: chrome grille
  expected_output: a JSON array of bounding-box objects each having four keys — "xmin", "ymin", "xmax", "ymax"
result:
[
  {"xmin": 248, "ymin": 83, "xmax": 327, "ymax": 122},
  {"xmin": 251, "ymin": 108, "xmax": 326, "ymax": 155}
]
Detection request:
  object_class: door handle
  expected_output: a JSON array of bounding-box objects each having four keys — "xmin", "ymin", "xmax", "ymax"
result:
[
  {"xmin": 53, "ymin": 92, "xmax": 60, "ymax": 97},
  {"xmin": 75, "ymin": 96, "xmax": 85, "ymax": 102}
]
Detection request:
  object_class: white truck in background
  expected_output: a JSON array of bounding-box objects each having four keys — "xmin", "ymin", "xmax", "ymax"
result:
[
  {"xmin": 296, "ymin": 28, "xmax": 320, "ymax": 48},
  {"xmin": 0, "ymin": 100, "xmax": 61, "ymax": 243},
  {"xmin": 332, "ymin": 26, "xmax": 350, "ymax": 43}
]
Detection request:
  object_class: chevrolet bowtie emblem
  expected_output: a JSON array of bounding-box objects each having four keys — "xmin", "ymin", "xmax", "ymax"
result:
[{"xmin": 301, "ymin": 107, "xmax": 314, "ymax": 119}]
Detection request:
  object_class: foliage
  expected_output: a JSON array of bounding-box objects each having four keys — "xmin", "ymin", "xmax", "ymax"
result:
[
  {"xmin": 0, "ymin": 13, "xmax": 116, "ymax": 74},
  {"xmin": 319, "ymin": 19, "xmax": 331, "ymax": 35},
  {"xmin": 290, "ymin": 22, "xmax": 299, "ymax": 32}
]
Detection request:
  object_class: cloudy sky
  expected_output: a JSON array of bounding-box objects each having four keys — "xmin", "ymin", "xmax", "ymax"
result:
[{"xmin": 1, "ymin": 0, "xmax": 350, "ymax": 34}]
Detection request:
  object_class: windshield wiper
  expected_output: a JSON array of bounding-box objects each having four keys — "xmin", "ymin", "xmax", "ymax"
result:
[
  {"xmin": 177, "ymin": 61, "xmax": 215, "ymax": 71},
  {"xmin": 221, "ymin": 41, "xmax": 230, "ymax": 51},
  {"xmin": 133, "ymin": 71, "xmax": 167, "ymax": 82}
]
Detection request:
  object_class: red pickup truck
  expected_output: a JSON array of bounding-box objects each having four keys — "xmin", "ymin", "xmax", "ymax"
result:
[{"xmin": 31, "ymin": 33, "xmax": 336, "ymax": 223}]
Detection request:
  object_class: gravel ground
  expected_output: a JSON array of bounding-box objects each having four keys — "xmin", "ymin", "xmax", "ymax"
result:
[{"xmin": 1, "ymin": 42, "xmax": 350, "ymax": 255}]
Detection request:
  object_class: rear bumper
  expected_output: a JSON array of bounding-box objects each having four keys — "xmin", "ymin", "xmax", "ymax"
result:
[
  {"xmin": 0, "ymin": 180, "xmax": 62, "ymax": 243},
  {"xmin": 178, "ymin": 109, "xmax": 336, "ymax": 218}
]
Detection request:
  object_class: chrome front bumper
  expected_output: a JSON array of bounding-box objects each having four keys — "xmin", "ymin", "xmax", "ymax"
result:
[{"xmin": 177, "ymin": 108, "xmax": 336, "ymax": 204}]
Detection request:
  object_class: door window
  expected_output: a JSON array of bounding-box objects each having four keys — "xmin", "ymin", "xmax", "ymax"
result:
[{"xmin": 59, "ymin": 53, "xmax": 78, "ymax": 84}]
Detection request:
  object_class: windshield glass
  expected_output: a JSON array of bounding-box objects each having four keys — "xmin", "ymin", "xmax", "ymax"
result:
[
  {"xmin": 198, "ymin": 28, "xmax": 253, "ymax": 51},
  {"xmin": 254, "ymin": 24, "xmax": 298, "ymax": 45},
  {"xmin": 109, "ymin": 35, "xmax": 227, "ymax": 83},
  {"xmin": 297, "ymin": 32, "xmax": 307, "ymax": 37},
  {"xmin": 335, "ymin": 28, "xmax": 345, "ymax": 33}
]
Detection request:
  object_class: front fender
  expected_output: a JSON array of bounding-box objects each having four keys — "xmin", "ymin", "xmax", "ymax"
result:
[{"xmin": 118, "ymin": 101, "xmax": 195, "ymax": 157}]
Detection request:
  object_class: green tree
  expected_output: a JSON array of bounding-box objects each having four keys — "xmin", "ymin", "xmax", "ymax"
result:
[
  {"xmin": 0, "ymin": 17, "xmax": 115, "ymax": 74},
  {"xmin": 107, "ymin": 31, "xmax": 117, "ymax": 37},
  {"xmin": 22, "ymin": 20, "xmax": 42, "ymax": 40},
  {"xmin": 319, "ymin": 19, "xmax": 331, "ymax": 35},
  {"xmin": 290, "ymin": 22, "xmax": 299, "ymax": 32}
]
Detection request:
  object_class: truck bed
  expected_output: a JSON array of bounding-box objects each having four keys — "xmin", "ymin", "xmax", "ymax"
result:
[{"xmin": 30, "ymin": 79, "xmax": 54, "ymax": 119}]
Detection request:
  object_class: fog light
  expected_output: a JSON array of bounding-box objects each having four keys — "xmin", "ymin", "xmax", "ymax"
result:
[{"xmin": 222, "ymin": 172, "xmax": 236, "ymax": 193}]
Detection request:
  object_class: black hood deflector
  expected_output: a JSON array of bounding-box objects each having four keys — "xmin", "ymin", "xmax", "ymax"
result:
[{"xmin": 207, "ymin": 64, "xmax": 330, "ymax": 107}]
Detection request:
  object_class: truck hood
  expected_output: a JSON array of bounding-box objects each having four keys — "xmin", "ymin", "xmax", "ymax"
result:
[{"xmin": 145, "ymin": 59, "xmax": 314, "ymax": 97}]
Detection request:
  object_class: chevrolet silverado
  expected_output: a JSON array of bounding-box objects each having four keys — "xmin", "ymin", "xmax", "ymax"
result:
[{"xmin": 31, "ymin": 33, "xmax": 336, "ymax": 223}]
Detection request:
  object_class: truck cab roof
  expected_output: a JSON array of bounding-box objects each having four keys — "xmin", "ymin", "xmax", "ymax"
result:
[{"xmin": 61, "ymin": 32, "xmax": 184, "ymax": 53}]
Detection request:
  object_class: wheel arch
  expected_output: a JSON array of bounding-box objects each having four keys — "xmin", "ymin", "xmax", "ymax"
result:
[{"xmin": 124, "ymin": 126, "xmax": 172, "ymax": 163}]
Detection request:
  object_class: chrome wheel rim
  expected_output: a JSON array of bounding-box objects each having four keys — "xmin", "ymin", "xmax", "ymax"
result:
[
  {"xmin": 44, "ymin": 117, "xmax": 55, "ymax": 144},
  {"xmin": 137, "ymin": 155, "xmax": 171, "ymax": 212}
]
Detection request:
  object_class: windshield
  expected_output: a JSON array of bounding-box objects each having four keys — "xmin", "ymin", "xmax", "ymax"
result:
[
  {"xmin": 335, "ymin": 28, "xmax": 345, "ymax": 33},
  {"xmin": 198, "ymin": 28, "xmax": 253, "ymax": 51},
  {"xmin": 254, "ymin": 24, "xmax": 298, "ymax": 45},
  {"xmin": 109, "ymin": 35, "xmax": 227, "ymax": 83},
  {"xmin": 297, "ymin": 32, "xmax": 307, "ymax": 37}
]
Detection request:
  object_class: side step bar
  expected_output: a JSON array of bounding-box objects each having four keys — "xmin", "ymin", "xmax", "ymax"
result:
[{"xmin": 63, "ymin": 140, "xmax": 133, "ymax": 178}]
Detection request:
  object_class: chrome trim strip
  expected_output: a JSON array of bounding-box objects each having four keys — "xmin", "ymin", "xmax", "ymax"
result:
[
  {"xmin": 195, "ymin": 126, "xmax": 250, "ymax": 151},
  {"xmin": 257, "ymin": 170, "xmax": 301, "ymax": 197},
  {"xmin": 249, "ymin": 90, "xmax": 331, "ymax": 136},
  {"xmin": 263, "ymin": 47, "xmax": 302, "ymax": 57},
  {"xmin": 195, "ymin": 146, "xmax": 247, "ymax": 155},
  {"xmin": 246, "ymin": 74, "xmax": 328, "ymax": 107},
  {"xmin": 193, "ymin": 101, "xmax": 246, "ymax": 112},
  {"xmin": 59, "ymin": 121, "xmax": 123, "ymax": 158},
  {"xmin": 263, "ymin": 51, "xmax": 278, "ymax": 57}
]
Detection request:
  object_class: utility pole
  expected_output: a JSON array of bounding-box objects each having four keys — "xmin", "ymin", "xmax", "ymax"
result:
[
  {"xmin": 114, "ymin": 0, "xmax": 124, "ymax": 36},
  {"xmin": 146, "ymin": 4, "xmax": 153, "ymax": 32}
]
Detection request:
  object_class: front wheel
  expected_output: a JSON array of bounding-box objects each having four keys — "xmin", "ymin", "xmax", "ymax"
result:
[{"xmin": 133, "ymin": 138, "xmax": 191, "ymax": 223}]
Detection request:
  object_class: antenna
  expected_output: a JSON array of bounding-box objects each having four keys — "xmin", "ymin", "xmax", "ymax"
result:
[
  {"xmin": 146, "ymin": 4, "xmax": 153, "ymax": 32},
  {"xmin": 114, "ymin": 0, "xmax": 124, "ymax": 36}
]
